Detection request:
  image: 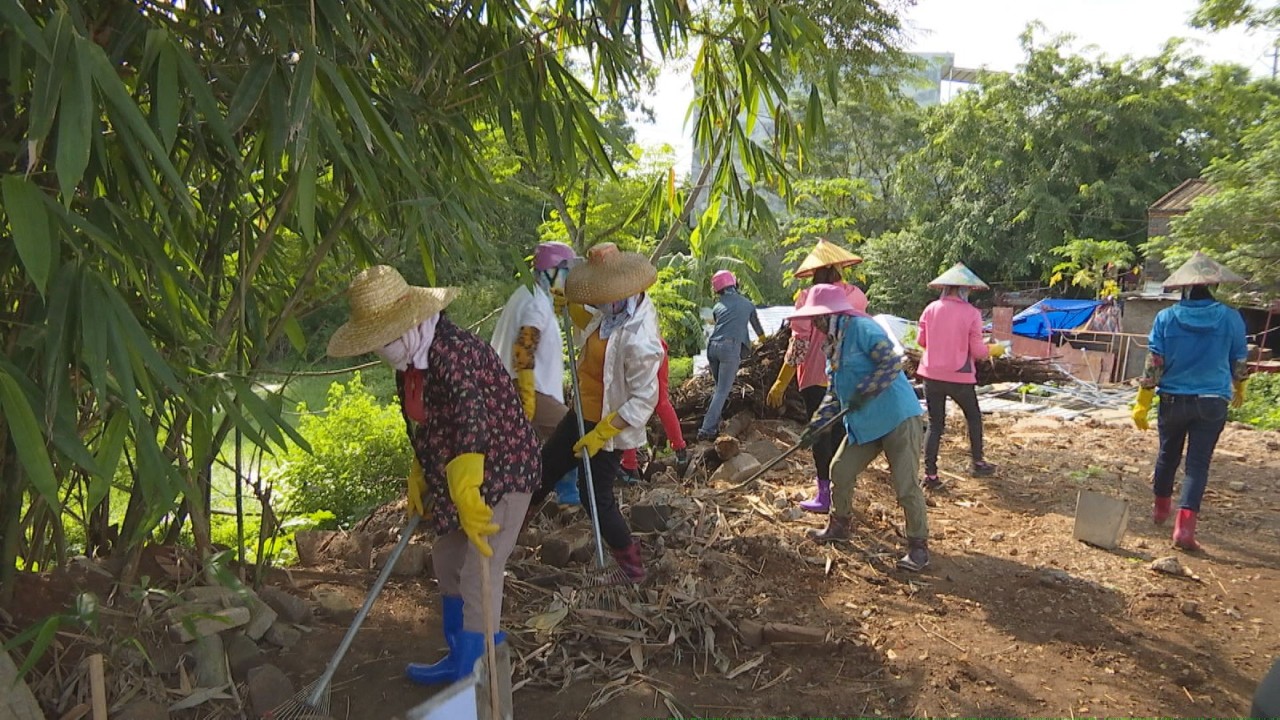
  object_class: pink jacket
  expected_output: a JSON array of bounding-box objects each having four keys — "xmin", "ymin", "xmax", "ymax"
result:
[
  {"xmin": 785, "ymin": 281, "xmax": 869, "ymax": 389},
  {"xmin": 916, "ymin": 296, "xmax": 989, "ymax": 384}
]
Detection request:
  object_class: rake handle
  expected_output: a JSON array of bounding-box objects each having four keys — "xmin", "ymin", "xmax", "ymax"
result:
[
  {"xmin": 716, "ymin": 407, "xmax": 852, "ymax": 494},
  {"xmin": 479, "ymin": 553, "xmax": 501, "ymax": 719},
  {"xmin": 560, "ymin": 302, "xmax": 608, "ymax": 570},
  {"xmin": 306, "ymin": 513, "xmax": 421, "ymax": 707}
]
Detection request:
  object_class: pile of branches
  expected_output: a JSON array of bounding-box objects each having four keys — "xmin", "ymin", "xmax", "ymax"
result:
[
  {"xmin": 902, "ymin": 348, "xmax": 1069, "ymax": 386},
  {"xmin": 670, "ymin": 326, "xmax": 1069, "ymax": 427}
]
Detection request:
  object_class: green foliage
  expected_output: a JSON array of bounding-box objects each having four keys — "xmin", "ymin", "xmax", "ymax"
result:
[
  {"xmin": 1048, "ymin": 238, "xmax": 1136, "ymax": 298},
  {"xmin": 861, "ymin": 228, "xmax": 946, "ymax": 317},
  {"xmin": 272, "ymin": 374, "xmax": 408, "ymax": 526},
  {"xmin": 650, "ymin": 267, "xmax": 703, "ymax": 357},
  {"xmin": 208, "ymin": 509, "xmax": 336, "ymax": 566},
  {"xmin": 1191, "ymin": 0, "xmax": 1280, "ymax": 29},
  {"xmin": 667, "ymin": 357, "xmax": 694, "ymax": 387},
  {"xmin": 894, "ymin": 30, "xmax": 1277, "ymax": 285},
  {"xmin": 1154, "ymin": 109, "xmax": 1280, "ymax": 291},
  {"xmin": 1230, "ymin": 373, "xmax": 1280, "ymax": 429}
]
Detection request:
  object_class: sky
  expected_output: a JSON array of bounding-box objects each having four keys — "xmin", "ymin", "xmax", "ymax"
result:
[{"xmin": 632, "ymin": 0, "xmax": 1278, "ymax": 162}]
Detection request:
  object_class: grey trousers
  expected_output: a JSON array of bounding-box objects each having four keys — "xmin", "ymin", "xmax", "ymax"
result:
[
  {"xmin": 829, "ymin": 416, "xmax": 929, "ymax": 540},
  {"xmin": 432, "ymin": 492, "xmax": 531, "ymax": 633}
]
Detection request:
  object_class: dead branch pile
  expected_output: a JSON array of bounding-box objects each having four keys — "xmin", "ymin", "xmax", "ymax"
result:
[{"xmin": 669, "ymin": 327, "xmax": 1069, "ymax": 430}]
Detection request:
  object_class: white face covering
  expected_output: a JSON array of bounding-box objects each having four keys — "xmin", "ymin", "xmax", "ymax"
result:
[{"xmin": 375, "ymin": 314, "xmax": 441, "ymax": 372}]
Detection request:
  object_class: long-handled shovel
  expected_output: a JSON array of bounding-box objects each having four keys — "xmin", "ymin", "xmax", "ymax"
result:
[{"xmin": 715, "ymin": 407, "xmax": 852, "ymax": 494}]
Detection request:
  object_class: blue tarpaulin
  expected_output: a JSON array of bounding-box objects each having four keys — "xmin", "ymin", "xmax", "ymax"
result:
[{"xmin": 1010, "ymin": 299, "xmax": 1103, "ymax": 341}]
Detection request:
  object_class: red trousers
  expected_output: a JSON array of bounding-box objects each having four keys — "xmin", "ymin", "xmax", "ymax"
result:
[{"xmin": 622, "ymin": 345, "xmax": 685, "ymax": 471}]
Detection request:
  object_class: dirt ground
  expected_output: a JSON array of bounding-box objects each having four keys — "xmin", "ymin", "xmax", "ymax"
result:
[{"xmin": 6, "ymin": 412, "xmax": 1279, "ymax": 719}]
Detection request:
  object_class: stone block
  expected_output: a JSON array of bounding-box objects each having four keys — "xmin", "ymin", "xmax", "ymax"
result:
[
  {"xmin": 375, "ymin": 542, "xmax": 428, "ymax": 577},
  {"xmin": 191, "ymin": 633, "xmax": 228, "ymax": 688},
  {"xmin": 709, "ymin": 453, "xmax": 761, "ymax": 484},
  {"xmin": 247, "ymin": 664, "xmax": 295, "ymax": 718},
  {"xmin": 258, "ymin": 587, "xmax": 312, "ymax": 626},
  {"xmin": 169, "ymin": 606, "xmax": 251, "ymax": 643},
  {"xmin": 225, "ymin": 633, "xmax": 266, "ymax": 683},
  {"xmin": 630, "ymin": 504, "xmax": 672, "ymax": 533},
  {"xmin": 264, "ymin": 622, "xmax": 301, "ymax": 650}
]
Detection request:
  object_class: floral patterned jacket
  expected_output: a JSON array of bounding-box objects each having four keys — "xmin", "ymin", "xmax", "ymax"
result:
[{"xmin": 396, "ymin": 315, "xmax": 541, "ymax": 535}]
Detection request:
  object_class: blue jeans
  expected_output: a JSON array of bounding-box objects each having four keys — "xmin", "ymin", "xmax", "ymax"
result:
[
  {"xmin": 699, "ymin": 339, "xmax": 743, "ymax": 437},
  {"xmin": 1152, "ymin": 393, "xmax": 1228, "ymax": 512}
]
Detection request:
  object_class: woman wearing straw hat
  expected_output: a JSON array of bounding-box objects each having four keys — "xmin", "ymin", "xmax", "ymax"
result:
[
  {"xmin": 327, "ymin": 265, "xmax": 539, "ymax": 686},
  {"xmin": 765, "ymin": 239, "xmax": 869, "ymax": 513},
  {"xmin": 697, "ymin": 270, "xmax": 766, "ymax": 441},
  {"xmin": 490, "ymin": 241, "xmax": 582, "ymax": 506},
  {"xmin": 792, "ymin": 284, "xmax": 931, "ymax": 571},
  {"xmin": 916, "ymin": 262, "xmax": 1006, "ymax": 490},
  {"xmin": 1132, "ymin": 251, "xmax": 1248, "ymax": 551},
  {"xmin": 531, "ymin": 243, "xmax": 663, "ymax": 583}
]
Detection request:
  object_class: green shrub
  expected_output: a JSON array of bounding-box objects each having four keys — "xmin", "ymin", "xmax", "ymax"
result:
[
  {"xmin": 271, "ymin": 373, "xmax": 410, "ymax": 525},
  {"xmin": 667, "ymin": 356, "xmax": 693, "ymax": 386},
  {"xmin": 1231, "ymin": 372, "xmax": 1280, "ymax": 430}
]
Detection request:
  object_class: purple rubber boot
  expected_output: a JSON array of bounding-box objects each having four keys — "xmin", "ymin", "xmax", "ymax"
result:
[{"xmin": 799, "ymin": 478, "xmax": 831, "ymax": 513}]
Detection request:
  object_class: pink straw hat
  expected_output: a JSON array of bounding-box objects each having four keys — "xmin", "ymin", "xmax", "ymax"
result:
[
  {"xmin": 533, "ymin": 242, "xmax": 576, "ymax": 271},
  {"xmin": 790, "ymin": 283, "xmax": 857, "ymax": 319}
]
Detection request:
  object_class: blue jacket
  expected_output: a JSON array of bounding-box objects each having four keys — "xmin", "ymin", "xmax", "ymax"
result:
[
  {"xmin": 830, "ymin": 316, "xmax": 922, "ymax": 444},
  {"xmin": 708, "ymin": 288, "xmax": 765, "ymax": 356},
  {"xmin": 1149, "ymin": 299, "xmax": 1246, "ymax": 399}
]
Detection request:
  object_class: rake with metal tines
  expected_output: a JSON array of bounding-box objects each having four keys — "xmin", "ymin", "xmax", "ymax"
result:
[
  {"xmin": 559, "ymin": 300, "xmax": 642, "ymax": 610},
  {"xmin": 267, "ymin": 513, "xmax": 420, "ymax": 720}
]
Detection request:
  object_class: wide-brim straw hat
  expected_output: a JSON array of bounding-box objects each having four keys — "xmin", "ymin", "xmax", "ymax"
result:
[
  {"xmin": 326, "ymin": 265, "xmax": 460, "ymax": 358},
  {"xmin": 565, "ymin": 242, "xmax": 657, "ymax": 304},
  {"xmin": 790, "ymin": 283, "xmax": 857, "ymax": 319},
  {"xmin": 928, "ymin": 262, "xmax": 989, "ymax": 290},
  {"xmin": 795, "ymin": 239, "xmax": 863, "ymax": 278},
  {"xmin": 1162, "ymin": 251, "xmax": 1244, "ymax": 290}
]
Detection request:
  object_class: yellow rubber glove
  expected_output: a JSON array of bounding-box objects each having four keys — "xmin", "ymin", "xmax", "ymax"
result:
[
  {"xmin": 572, "ymin": 412, "xmax": 624, "ymax": 457},
  {"xmin": 1131, "ymin": 387, "xmax": 1155, "ymax": 431},
  {"xmin": 766, "ymin": 365, "xmax": 796, "ymax": 409},
  {"xmin": 407, "ymin": 459, "xmax": 428, "ymax": 518},
  {"xmin": 550, "ymin": 287, "xmax": 567, "ymax": 313},
  {"xmin": 987, "ymin": 342, "xmax": 1006, "ymax": 359},
  {"xmin": 1232, "ymin": 379, "xmax": 1246, "ymax": 409},
  {"xmin": 516, "ymin": 369, "xmax": 537, "ymax": 420},
  {"xmin": 445, "ymin": 453, "xmax": 498, "ymax": 557},
  {"xmin": 568, "ymin": 302, "xmax": 594, "ymax": 330}
]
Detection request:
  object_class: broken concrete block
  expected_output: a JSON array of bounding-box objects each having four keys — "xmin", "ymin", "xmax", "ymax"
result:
[
  {"xmin": 737, "ymin": 619, "xmax": 765, "ymax": 648},
  {"xmin": 243, "ymin": 597, "xmax": 277, "ymax": 641},
  {"xmin": 375, "ymin": 542, "xmax": 428, "ymax": 576},
  {"xmin": 538, "ymin": 538, "xmax": 573, "ymax": 568},
  {"xmin": 1, "ymin": 647, "xmax": 44, "ymax": 720},
  {"xmin": 630, "ymin": 504, "xmax": 672, "ymax": 533},
  {"xmin": 181, "ymin": 586, "xmax": 242, "ymax": 607},
  {"xmin": 263, "ymin": 622, "xmax": 301, "ymax": 650},
  {"xmin": 225, "ymin": 633, "xmax": 266, "ymax": 683},
  {"xmin": 714, "ymin": 436, "xmax": 741, "ymax": 461},
  {"xmin": 709, "ymin": 453, "xmax": 761, "ymax": 484},
  {"xmin": 191, "ymin": 633, "xmax": 228, "ymax": 688},
  {"xmin": 294, "ymin": 530, "xmax": 373, "ymax": 569},
  {"xmin": 1072, "ymin": 489, "xmax": 1129, "ymax": 550},
  {"xmin": 247, "ymin": 664, "xmax": 295, "ymax": 718},
  {"xmin": 312, "ymin": 588, "xmax": 357, "ymax": 624},
  {"xmin": 169, "ymin": 606, "xmax": 251, "ymax": 643},
  {"xmin": 762, "ymin": 622, "xmax": 829, "ymax": 644},
  {"xmin": 744, "ymin": 440, "xmax": 782, "ymax": 465},
  {"xmin": 259, "ymin": 587, "xmax": 313, "ymax": 626}
]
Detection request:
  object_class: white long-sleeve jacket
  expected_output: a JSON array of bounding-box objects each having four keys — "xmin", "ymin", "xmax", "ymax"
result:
[{"xmin": 575, "ymin": 296, "xmax": 663, "ymax": 451}]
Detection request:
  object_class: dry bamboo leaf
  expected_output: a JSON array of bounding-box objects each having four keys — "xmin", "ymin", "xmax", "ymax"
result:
[
  {"xmin": 168, "ymin": 687, "xmax": 232, "ymax": 712},
  {"xmin": 526, "ymin": 606, "xmax": 569, "ymax": 633},
  {"xmin": 629, "ymin": 643, "xmax": 645, "ymax": 672},
  {"xmin": 58, "ymin": 704, "xmax": 91, "ymax": 720}
]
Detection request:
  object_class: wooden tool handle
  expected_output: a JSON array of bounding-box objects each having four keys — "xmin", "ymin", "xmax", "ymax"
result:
[{"xmin": 479, "ymin": 552, "xmax": 502, "ymax": 720}]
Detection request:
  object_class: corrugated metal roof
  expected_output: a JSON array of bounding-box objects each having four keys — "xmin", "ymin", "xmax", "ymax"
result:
[{"xmin": 1148, "ymin": 178, "xmax": 1215, "ymax": 216}]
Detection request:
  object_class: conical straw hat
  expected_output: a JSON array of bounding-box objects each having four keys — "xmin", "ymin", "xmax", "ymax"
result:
[
  {"xmin": 565, "ymin": 242, "xmax": 657, "ymax": 304},
  {"xmin": 1162, "ymin": 251, "xmax": 1244, "ymax": 290},
  {"xmin": 327, "ymin": 266, "xmax": 460, "ymax": 357},
  {"xmin": 928, "ymin": 262, "xmax": 989, "ymax": 290},
  {"xmin": 794, "ymin": 239, "xmax": 863, "ymax": 278}
]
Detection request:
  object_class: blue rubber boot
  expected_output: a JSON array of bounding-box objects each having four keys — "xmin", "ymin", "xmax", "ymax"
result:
[
  {"xmin": 406, "ymin": 630, "xmax": 502, "ymax": 685},
  {"xmin": 405, "ymin": 595, "xmax": 463, "ymax": 685},
  {"xmin": 555, "ymin": 468, "xmax": 581, "ymax": 507}
]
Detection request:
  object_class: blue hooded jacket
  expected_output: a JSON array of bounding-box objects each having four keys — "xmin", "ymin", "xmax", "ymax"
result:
[{"xmin": 1148, "ymin": 299, "xmax": 1247, "ymax": 398}]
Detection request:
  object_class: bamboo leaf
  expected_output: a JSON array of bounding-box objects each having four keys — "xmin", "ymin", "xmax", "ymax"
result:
[
  {"xmin": 85, "ymin": 42, "xmax": 196, "ymax": 219},
  {"xmin": 12, "ymin": 616, "xmax": 61, "ymax": 680},
  {"xmin": 227, "ymin": 56, "xmax": 274, "ymax": 133},
  {"xmin": 0, "ymin": 0, "xmax": 50, "ymax": 59},
  {"xmin": 297, "ymin": 148, "xmax": 317, "ymax": 241},
  {"xmin": 283, "ymin": 316, "xmax": 306, "ymax": 353},
  {"xmin": 27, "ymin": 11, "xmax": 72, "ymax": 152},
  {"xmin": 156, "ymin": 40, "xmax": 179, "ymax": 153},
  {"xmin": 55, "ymin": 39, "xmax": 94, "ymax": 202},
  {"xmin": 174, "ymin": 39, "xmax": 241, "ymax": 167},
  {"xmin": 2, "ymin": 174, "xmax": 55, "ymax": 294},
  {"xmin": 0, "ymin": 369, "xmax": 60, "ymax": 511},
  {"xmin": 88, "ymin": 413, "xmax": 129, "ymax": 511}
]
